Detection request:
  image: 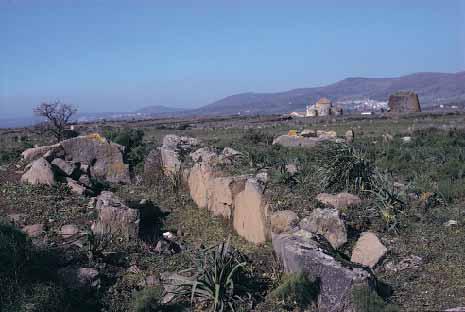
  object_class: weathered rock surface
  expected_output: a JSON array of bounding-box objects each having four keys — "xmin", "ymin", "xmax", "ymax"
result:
[
  {"xmin": 21, "ymin": 158, "xmax": 56, "ymax": 186},
  {"xmin": 58, "ymin": 267, "xmax": 100, "ymax": 289},
  {"xmin": 160, "ymin": 135, "xmax": 199, "ymax": 174},
  {"xmin": 300, "ymin": 208, "xmax": 347, "ymax": 249},
  {"xmin": 51, "ymin": 158, "xmax": 76, "ymax": 177},
  {"xmin": 233, "ymin": 178, "xmax": 269, "ymax": 244},
  {"xmin": 317, "ymin": 130, "xmax": 337, "ymax": 138},
  {"xmin": 351, "ymin": 232, "xmax": 387, "ymax": 268},
  {"xmin": 60, "ymin": 224, "xmax": 80, "ymax": 238},
  {"xmin": 21, "ymin": 144, "xmax": 61, "ymax": 162},
  {"xmin": 273, "ymin": 229, "xmax": 376, "ymax": 312},
  {"xmin": 190, "ymin": 147, "xmax": 218, "ymax": 163},
  {"xmin": 316, "ymin": 193, "xmax": 362, "ymax": 210},
  {"xmin": 207, "ymin": 175, "xmax": 248, "ymax": 218},
  {"xmin": 66, "ymin": 178, "xmax": 88, "ymax": 195},
  {"xmin": 60, "ymin": 134, "xmax": 130, "ymax": 183},
  {"xmin": 187, "ymin": 163, "xmax": 222, "ymax": 209},
  {"xmin": 270, "ymin": 210, "xmax": 299, "ymax": 234},
  {"xmin": 91, "ymin": 191, "xmax": 140, "ymax": 240},
  {"xmin": 22, "ymin": 224, "xmax": 45, "ymax": 238}
]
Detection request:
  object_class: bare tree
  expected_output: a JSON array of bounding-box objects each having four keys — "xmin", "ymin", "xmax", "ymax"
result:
[{"xmin": 33, "ymin": 101, "xmax": 77, "ymax": 142}]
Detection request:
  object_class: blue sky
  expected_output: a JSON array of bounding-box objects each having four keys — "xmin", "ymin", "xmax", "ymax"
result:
[{"xmin": 1, "ymin": 1, "xmax": 464, "ymax": 117}]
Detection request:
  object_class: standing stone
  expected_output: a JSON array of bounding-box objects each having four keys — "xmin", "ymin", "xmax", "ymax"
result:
[
  {"xmin": 351, "ymin": 232, "xmax": 387, "ymax": 268},
  {"xmin": 91, "ymin": 191, "xmax": 140, "ymax": 240},
  {"xmin": 300, "ymin": 208, "xmax": 347, "ymax": 249},
  {"xmin": 233, "ymin": 178, "xmax": 269, "ymax": 244},
  {"xmin": 188, "ymin": 163, "xmax": 216, "ymax": 209},
  {"xmin": 207, "ymin": 175, "xmax": 248, "ymax": 219},
  {"xmin": 21, "ymin": 158, "xmax": 56, "ymax": 186}
]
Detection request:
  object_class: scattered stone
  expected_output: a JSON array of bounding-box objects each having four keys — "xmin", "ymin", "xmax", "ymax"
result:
[
  {"xmin": 300, "ymin": 208, "xmax": 347, "ymax": 249},
  {"xmin": 255, "ymin": 171, "xmax": 269, "ymax": 184},
  {"xmin": 222, "ymin": 147, "xmax": 242, "ymax": 158},
  {"xmin": 316, "ymin": 192, "xmax": 362, "ymax": 210},
  {"xmin": 66, "ymin": 178, "xmax": 87, "ymax": 195},
  {"xmin": 444, "ymin": 220, "xmax": 458, "ymax": 227},
  {"xmin": 273, "ymin": 135, "xmax": 322, "ymax": 148},
  {"xmin": 127, "ymin": 265, "xmax": 141, "ymax": 274},
  {"xmin": 21, "ymin": 158, "xmax": 56, "ymax": 186},
  {"xmin": 270, "ymin": 210, "xmax": 299, "ymax": 234},
  {"xmin": 285, "ymin": 163, "xmax": 298, "ymax": 175},
  {"xmin": 444, "ymin": 307, "xmax": 465, "ymax": 312},
  {"xmin": 22, "ymin": 224, "xmax": 45, "ymax": 238},
  {"xmin": 60, "ymin": 224, "xmax": 80, "ymax": 238},
  {"xmin": 317, "ymin": 130, "xmax": 337, "ymax": 138},
  {"xmin": 384, "ymin": 255, "xmax": 422, "ymax": 272},
  {"xmin": 78, "ymin": 174, "xmax": 91, "ymax": 187},
  {"xmin": 402, "ymin": 136, "xmax": 412, "ymax": 143},
  {"xmin": 51, "ymin": 158, "xmax": 76, "ymax": 176},
  {"xmin": 345, "ymin": 129, "xmax": 355, "ymax": 143},
  {"xmin": 162, "ymin": 232, "xmax": 176, "ymax": 241},
  {"xmin": 233, "ymin": 178, "xmax": 269, "ymax": 244},
  {"xmin": 351, "ymin": 232, "xmax": 387, "ymax": 268},
  {"xmin": 58, "ymin": 267, "xmax": 100, "ymax": 289},
  {"xmin": 382, "ymin": 133, "xmax": 394, "ymax": 143},
  {"xmin": 21, "ymin": 144, "xmax": 61, "ymax": 162},
  {"xmin": 273, "ymin": 229, "xmax": 376, "ymax": 312},
  {"xmin": 300, "ymin": 129, "xmax": 317, "ymax": 137},
  {"xmin": 91, "ymin": 191, "xmax": 140, "ymax": 240}
]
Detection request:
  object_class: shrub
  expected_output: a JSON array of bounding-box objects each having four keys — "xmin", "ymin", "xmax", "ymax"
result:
[
  {"xmin": 170, "ymin": 239, "xmax": 248, "ymax": 311},
  {"xmin": 132, "ymin": 287, "xmax": 164, "ymax": 312},
  {"xmin": 103, "ymin": 128, "xmax": 148, "ymax": 171},
  {"xmin": 269, "ymin": 273, "xmax": 319, "ymax": 309}
]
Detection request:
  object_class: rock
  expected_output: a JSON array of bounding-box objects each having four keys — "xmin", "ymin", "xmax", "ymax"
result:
[
  {"xmin": 316, "ymin": 193, "xmax": 362, "ymax": 210},
  {"xmin": 300, "ymin": 129, "xmax": 317, "ymax": 137},
  {"xmin": 273, "ymin": 229, "xmax": 376, "ymax": 312},
  {"xmin": 66, "ymin": 178, "xmax": 88, "ymax": 195},
  {"xmin": 382, "ymin": 133, "xmax": 394, "ymax": 143},
  {"xmin": 221, "ymin": 147, "xmax": 242, "ymax": 158},
  {"xmin": 351, "ymin": 232, "xmax": 387, "ymax": 268},
  {"xmin": 270, "ymin": 210, "xmax": 299, "ymax": 234},
  {"xmin": 78, "ymin": 174, "xmax": 91, "ymax": 187},
  {"xmin": 162, "ymin": 134, "xmax": 199, "ymax": 150},
  {"xmin": 127, "ymin": 265, "xmax": 141, "ymax": 274},
  {"xmin": 7, "ymin": 213, "xmax": 27, "ymax": 225},
  {"xmin": 21, "ymin": 158, "xmax": 56, "ymax": 186},
  {"xmin": 401, "ymin": 136, "xmax": 412, "ymax": 143},
  {"xmin": 285, "ymin": 163, "xmax": 298, "ymax": 175},
  {"xmin": 317, "ymin": 130, "xmax": 337, "ymax": 138},
  {"xmin": 300, "ymin": 208, "xmax": 347, "ymax": 249},
  {"xmin": 273, "ymin": 135, "xmax": 322, "ymax": 148},
  {"xmin": 345, "ymin": 129, "xmax": 355, "ymax": 143},
  {"xmin": 384, "ymin": 255, "xmax": 422, "ymax": 272},
  {"xmin": 160, "ymin": 147, "xmax": 183, "ymax": 174},
  {"xmin": 388, "ymin": 91, "xmax": 421, "ymax": 113},
  {"xmin": 51, "ymin": 158, "xmax": 76, "ymax": 176},
  {"xmin": 59, "ymin": 134, "xmax": 130, "ymax": 183},
  {"xmin": 21, "ymin": 144, "xmax": 61, "ymax": 162},
  {"xmin": 22, "ymin": 224, "xmax": 44, "ymax": 238},
  {"xmin": 444, "ymin": 307, "xmax": 465, "ymax": 312},
  {"xmin": 91, "ymin": 191, "xmax": 140, "ymax": 240},
  {"xmin": 145, "ymin": 274, "xmax": 160, "ymax": 287},
  {"xmin": 60, "ymin": 224, "xmax": 80, "ymax": 238},
  {"xmin": 58, "ymin": 267, "xmax": 100, "ymax": 289},
  {"xmin": 160, "ymin": 135, "xmax": 199, "ymax": 174},
  {"xmin": 444, "ymin": 220, "xmax": 458, "ymax": 227},
  {"xmin": 207, "ymin": 175, "xmax": 248, "ymax": 218},
  {"xmin": 188, "ymin": 163, "xmax": 218, "ymax": 209},
  {"xmin": 233, "ymin": 178, "xmax": 269, "ymax": 244},
  {"xmin": 255, "ymin": 171, "xmax": 269, "ymax": 184},
  {"xmin": 190, "ymin": 147, "xmax": 218, "ymax": 163}
]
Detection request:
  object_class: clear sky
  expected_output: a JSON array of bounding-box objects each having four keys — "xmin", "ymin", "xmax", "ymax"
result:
[{"xmin": 1, "ymin": 0, "xmax": 464, "ymax": 117}]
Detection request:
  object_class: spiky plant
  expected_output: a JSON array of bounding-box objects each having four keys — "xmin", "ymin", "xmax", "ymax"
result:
[
  {"xmin": 315, "ymin": 142, "xmax": 376, "ymax": 193},
  {"xmin": 170, "ymin": 238, "xmax": 248, "ymax": 311}
]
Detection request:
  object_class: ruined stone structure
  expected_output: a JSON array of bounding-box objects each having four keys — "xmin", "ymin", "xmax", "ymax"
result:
[
  {"xmin": 306, "ymin": 97, "xmax": 343, "ymax": 117},
  {"xmin": 387, "ymin": 91, "xmax": 421, "ymax": 113}
]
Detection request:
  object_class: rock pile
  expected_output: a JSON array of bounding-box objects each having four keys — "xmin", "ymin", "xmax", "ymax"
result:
[{"xmin": 20, "ymin": 134, "xmax": 131, "ymax": 194}]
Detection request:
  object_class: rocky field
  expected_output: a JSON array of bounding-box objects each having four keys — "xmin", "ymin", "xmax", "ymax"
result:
[{"xmin": 1, "ymin": 112, "xmax": 465, "ymax": 312}]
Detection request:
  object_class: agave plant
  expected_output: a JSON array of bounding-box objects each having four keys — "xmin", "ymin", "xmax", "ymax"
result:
[{"xmin": 170, "ymin": 238, "xmax": 248, "ymax": 311}]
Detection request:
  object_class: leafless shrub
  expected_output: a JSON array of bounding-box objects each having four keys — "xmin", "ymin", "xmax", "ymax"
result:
[{"xmin": 33, "ymin": 101, "xmax": 77, "ymax": 142}]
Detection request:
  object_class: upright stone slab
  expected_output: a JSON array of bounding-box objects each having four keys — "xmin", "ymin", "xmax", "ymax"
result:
[
  {"xmin": 233, "ymin": 178, "xmax": 269, "ymax": 244},
  {"xmin": 207, "ymin": 175, "xmax": 248, "ymax": 219},
  {"xmin": 91, "ymin": 191, "xmax": 140, "ymax": 240}
]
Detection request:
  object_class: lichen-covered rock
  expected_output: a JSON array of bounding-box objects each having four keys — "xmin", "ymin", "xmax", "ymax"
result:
[
  {"xmin": 91, "ymin": 191, "xmax": 140, "ymax": 240},
  {"xmin": 21, "ymin": 144, "xmax": 61, "ymax": 162},
  {"xmin": 351, "ymin": 232, "xmax": 387, "ymax": 268},
  {"xmin": 59, "ymin": 134, "xmax": 130, "ymax": 183},
  {"xmin": 270, "ymin": 210, "xmax": 299, "ymax": 234},
  {"xmin": 160, "ymin": 135, "xmax": 199, "ymax": 174},
  {"xmin": 21, "ymin": 158, "xmax": 56, "ymax": 186},
  {"xmin": 273, "ymin": 229, "xmax": 376, "ymax": 312},
  {"xmin": 300, "ymin": 208, "xmax": 347, "ymax": 249},
  {"xmin": 51, "ymin": 158, "xmax": 76, "ymax": 177},
  {"xmin": 233, "ymin": 178, "xmax": 269, "ymax": 244},
  {"xmin": 316, "ymin": 193, "xmax": 362, "ymax": 210},
  {"xmin": 207, "ymin": 175, "xmax": 248, "ymax": 218}
]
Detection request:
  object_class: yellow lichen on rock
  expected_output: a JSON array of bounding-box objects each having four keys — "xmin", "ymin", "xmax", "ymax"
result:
[{"xmin": 86, "ymin": 133, "xmax": 107, "ymax": 144}]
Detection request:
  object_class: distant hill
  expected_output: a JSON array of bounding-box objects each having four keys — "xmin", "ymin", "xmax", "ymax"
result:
[
  {"xmin": 135, "ymin": 105, "xmax": 183, "ymax": 115},
  {"xmin": 192, "ymin": 71, "xmax": 465, "ymax": 115}
]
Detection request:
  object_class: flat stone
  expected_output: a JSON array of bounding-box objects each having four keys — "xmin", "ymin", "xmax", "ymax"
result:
[
  {"xmin": 300, "ymin": 208, "xmax": 347, "ymax": 249},
  {"xmin": 351, "ymin": 232, "xmax": 387, "ymax": 268}
]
